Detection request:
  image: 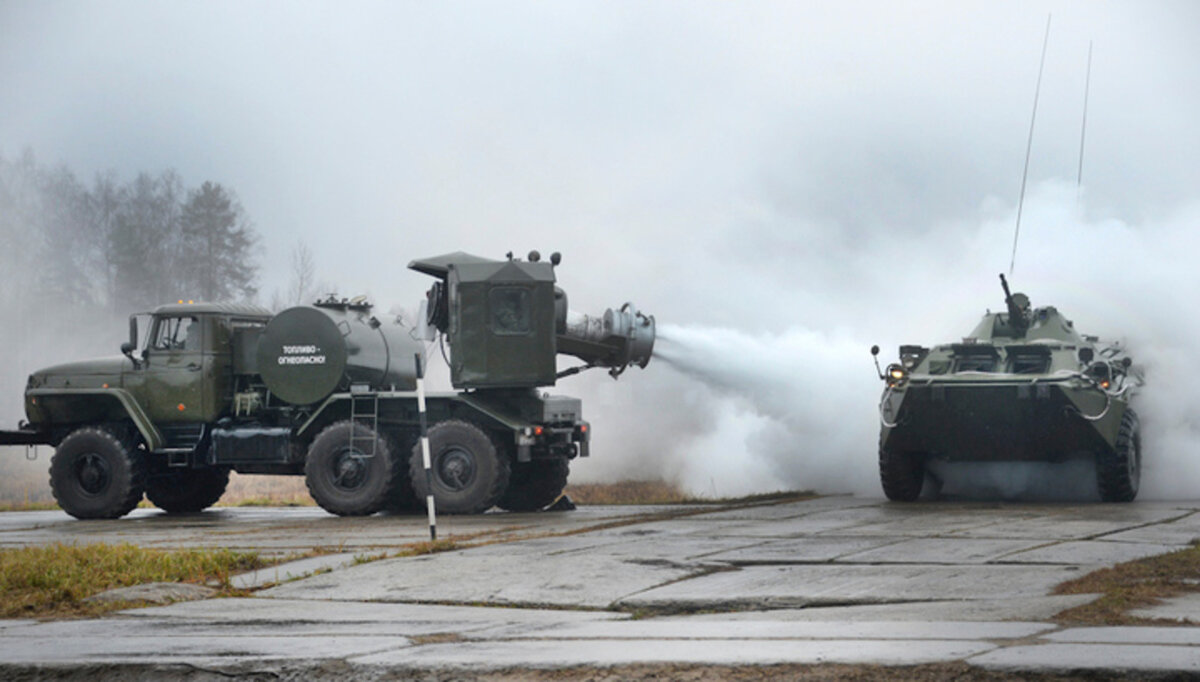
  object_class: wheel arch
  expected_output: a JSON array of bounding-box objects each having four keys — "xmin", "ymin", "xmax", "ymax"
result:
[{"xmin": 29, "ymin": 388, "xmax": 164, "ymax": 450}]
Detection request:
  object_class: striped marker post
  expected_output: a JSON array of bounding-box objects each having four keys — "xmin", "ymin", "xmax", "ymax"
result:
[{"xmin": 415, "ymin": 353, "xmax": 437, "ymax": 541}]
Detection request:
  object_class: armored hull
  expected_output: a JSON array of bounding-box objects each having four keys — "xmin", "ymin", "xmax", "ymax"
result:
[{"xmin": 874, "ymin": 278, "xmax": 1142, "ymax": 502}]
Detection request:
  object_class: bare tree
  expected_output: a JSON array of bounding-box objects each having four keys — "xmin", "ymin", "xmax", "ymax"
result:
[{"xmin": 287, "ymin": 241, "xmax": 317, "ymax": 306}]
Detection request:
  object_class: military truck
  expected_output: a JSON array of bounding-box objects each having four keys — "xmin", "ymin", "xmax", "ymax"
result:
[
  {"xmin": 0, "ymin": 251, "xmax": 655, "ymax": 519},
  {"xmin": 871, "ymin": 274, "xmax": 1143, "ymax": 502}
]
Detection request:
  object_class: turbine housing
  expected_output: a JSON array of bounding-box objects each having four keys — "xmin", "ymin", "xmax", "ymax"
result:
[{"xmin": 409, "ymin": 251, "xmax": 655, "ymax": 389}]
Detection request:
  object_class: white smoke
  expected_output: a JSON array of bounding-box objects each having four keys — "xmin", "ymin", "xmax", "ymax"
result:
[
  {"xmin": 652, "ymin": 324, "xmax": 879, "ymax": 496},
  {"xmin": 573, "ymin": 181, "xmax": 1200, "ymax": 501}
]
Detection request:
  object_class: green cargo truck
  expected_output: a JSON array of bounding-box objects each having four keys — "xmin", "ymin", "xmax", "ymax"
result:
[{"xmin": 0, "ymin": 251, "xmax": 655, "ymax": 519}]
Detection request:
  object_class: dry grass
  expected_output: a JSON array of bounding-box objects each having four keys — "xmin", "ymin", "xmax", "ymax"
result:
[
  {"xmin": 0, "ymin": 451, "xmax": 54, "ymax": 507},
  {"xmin": 1053, "ymin": 542, "xmax": 1200, "ymax": 625},
  {"xmin": 0, "ymin": 542, "xmax": 266, "ymax": 619},
  {"xmin": 564, "ymin": 480, "xmax": 814, "ymax": 506},
  {"xmin": 216, "ymin": 472, "xmax": 314, "ymax": 507},
  {"xmin": 0, "ymin": 500, "xmax": 59, "ymax": 512},
  {"xmin": 564, "ymin": 480, "xmax": 693, "ymax": 505}
]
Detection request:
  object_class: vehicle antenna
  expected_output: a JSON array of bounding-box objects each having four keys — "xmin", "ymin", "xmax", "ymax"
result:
[
  {"xmin": 1009, "ymin": 13, "xmax": 1052, "ymax": 278},
  {"xmin": 1077, "ymin": 40, "xmax": 1093, "ymax": 194}
]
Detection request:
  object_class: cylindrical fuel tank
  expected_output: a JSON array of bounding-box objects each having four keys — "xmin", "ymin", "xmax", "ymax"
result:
[{"xmin": 256, "ymin": 303, "xmax": 424, "ymax": 405}]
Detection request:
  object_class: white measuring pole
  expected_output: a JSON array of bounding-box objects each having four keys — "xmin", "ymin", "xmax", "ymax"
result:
[{"xmin": 415, "ymin": 353, "xmax": 437, "ymax": 541}]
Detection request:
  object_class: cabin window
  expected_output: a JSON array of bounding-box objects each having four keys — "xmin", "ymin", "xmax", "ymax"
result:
[
  {"xmin": 953, "ymin": 356, "xmax": 997, "ymax": 372},
  {"xmin": 152, "ymin": 316, "xmax": 200, "ymax": 351},
  {"xmin": 1008, "ymin": 354, "xmax": 1050, "ymax": 374},
  {"xmin": 489, "ymin": 287, "xmax": 531, "ymax": 335},
  {"xmin": 926, "ymin": 359, "xmax": 951, "ymax": 375}
]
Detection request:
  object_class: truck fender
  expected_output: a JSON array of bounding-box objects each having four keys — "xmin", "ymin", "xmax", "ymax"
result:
[
  {"xmin": 27, "ymin": 388, "xmax": 165, "ymax": 451},
  {"xmin": 295, "ymin": 393, "xmax": 347, "ymax": 438},
  {"xmin": 451, "ymin": 393, "xmax": 530, "ymax": 431}
]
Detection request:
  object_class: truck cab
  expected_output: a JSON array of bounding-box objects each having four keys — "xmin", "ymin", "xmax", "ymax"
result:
[{"xmin": 23, "ymin": 303, "xmax": 272, "ymax": 453}]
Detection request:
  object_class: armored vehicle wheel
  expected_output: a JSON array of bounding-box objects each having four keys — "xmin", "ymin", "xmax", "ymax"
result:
[
  {"xmin": 145, "ymin": 468, "xmax": 230, "ymax": 513},
  {"xmin": 411, "ymin": 420, "xmax": 510, "ymax": 514},
  {"xmin": 49, "ymin": 427, "xmax": 146, "ymax": 519},
  {"xmin": 497, "ymin": 459, "xmax": 570, "ymax": 512},
  {"xmin": 879, "ymin": 448, "xmax": 924, "ymax": 502},
  {"xmin": 1097, "ymin": 408, "xmax": 1140, "ymax": 503},
  {"xmin": 305, "ymin": 420, "xmax": 399, "ymax": 516}
]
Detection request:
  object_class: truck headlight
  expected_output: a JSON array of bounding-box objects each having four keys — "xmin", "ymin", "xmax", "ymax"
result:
[{"xmin": 886, "ymin": 364, "xmax": 908, "ymax": 387}]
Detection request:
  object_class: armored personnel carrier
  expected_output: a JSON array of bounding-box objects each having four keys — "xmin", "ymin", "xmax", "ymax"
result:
[{"xmin": 871, "ymin": 275, "xmax": 1143, "ymax": 502}]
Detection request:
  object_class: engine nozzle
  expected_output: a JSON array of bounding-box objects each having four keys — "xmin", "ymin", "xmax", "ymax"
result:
[{"xmin": 558, "ymin": 302, "xmax": 656, "ymax": 378}]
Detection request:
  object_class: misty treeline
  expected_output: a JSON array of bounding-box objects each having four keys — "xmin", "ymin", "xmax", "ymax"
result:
[
  {"xmin": 0, "ymin": 150, "xmax": 274, "ymax": 425},
  {"xmin": 0, "ymin": 150, "xmax": 259, "ymax": 315}
]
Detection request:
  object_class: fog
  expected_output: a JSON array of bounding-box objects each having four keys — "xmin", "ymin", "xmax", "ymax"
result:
[
  {"xmin": 615, "ymin": 184, "xmax": 1200, "ymax": 499},
  {"xmin": 2, "ymin": 1, "xmax": 1198, "ymax": 498}
]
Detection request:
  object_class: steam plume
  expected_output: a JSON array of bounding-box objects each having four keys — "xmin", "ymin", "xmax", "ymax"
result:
[{"xmin": 577, "ymin": 182, "xmax": 1200, "ymax": 501}]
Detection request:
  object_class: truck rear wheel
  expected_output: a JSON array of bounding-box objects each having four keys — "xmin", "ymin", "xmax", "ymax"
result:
[
  {"xmin": 497, "ymin": 459, "xmax": 569, "ymax": 512},
  {"xmin": 879, "ymin": 447, "xmax": 923, "ymax": 502},
  {"xmin": 305, "ymin": 420, "xmax": 399, "ymax": 516},
  {"xmin": 383, "ymin": 431, "xmax": 424, "ymax": 514},
  {"xmin": 49, "ymin": 426, "xmax": 146, "ymax": 519},
  {"xmin": 145, "ymin": 469, "xmax": 230, "ymax": 513},
  {"xmin": 1097, "ymin": 408, "xmax": 1140, "ymax": 503},
  {"xmin": 411, "ymin": 420, "xmax": 510, "ymax": 514}
]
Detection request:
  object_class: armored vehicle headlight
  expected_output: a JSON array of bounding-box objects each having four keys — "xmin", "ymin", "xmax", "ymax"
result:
[{"xmin": 886, "ymin": 363, "xmax": 908, "ymax": 387}]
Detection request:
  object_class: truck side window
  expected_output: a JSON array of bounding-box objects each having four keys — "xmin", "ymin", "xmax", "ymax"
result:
[
  {"xmin": 489, "ymin": 288, "xmax": 531, "ymax": 335},
  {"xmin": 152, "ymin": 316, "xmax": 200, "ymax": 351}
]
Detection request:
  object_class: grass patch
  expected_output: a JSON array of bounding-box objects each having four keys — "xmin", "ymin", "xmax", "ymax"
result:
[
  {"xmin": 565, "ymin": 480, "xmax": 814, "ymax": 506},
  {"xmin": 220, "ymin": 494, "xmax": 316, "ymax": 508},
  {"xmin": 0, "ymin": 501, "xmax": 59, "ymax": 512},
  {"xmin": 1053, "ymin": 542, "xmax": 1200, "ymax": 625},
  {"xmin": 0, "ymin": 542, "xmax": 267, "ymax": 619},
  {"xmin": 401, "ymin": 539, "xmax": 459, "ymax": 556},
  {"xmin": 351, "ymin": 539, "xmax": 460, "ymax": 567},
  {"xmin": 565, "ymin": 480, "xmax": 691, "ymax": 505}
]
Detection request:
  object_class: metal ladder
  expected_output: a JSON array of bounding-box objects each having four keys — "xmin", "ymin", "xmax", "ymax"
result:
[{"xmin": 349, "ymin": 384, "xmax": 379, "ymax": 457}]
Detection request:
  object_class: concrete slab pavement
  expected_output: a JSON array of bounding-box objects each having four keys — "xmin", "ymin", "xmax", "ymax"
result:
[
  {"xmin": 616, "ymin": 563, "xmax": 1089, "ymax": 612},
  {"xmin": 1131, "ymin": 593, "xmax": 1200, "ymax": 623},
  {"xmin": 5, "ymin": 496, "xmax": 1200, "ymax": 678},
  {"xmin": 356, "ymin": 638, "xmax": 1001, "ymax": 669},
  {"xmin": 668, "ymin": 595, "xmax": 1102, "ymax": 622},
  {"xmin": 260, "ymin": 544, "xmax": 709, "ymax": 608}
]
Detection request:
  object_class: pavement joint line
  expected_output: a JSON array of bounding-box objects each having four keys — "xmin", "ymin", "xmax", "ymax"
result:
[
  {"xmin": 1079, "ymin": 510, "xmax": 1197, "ymax": 542},
  {"xmin": 608, "ymin": 564, "xmax": 740, "ymax": 610}
]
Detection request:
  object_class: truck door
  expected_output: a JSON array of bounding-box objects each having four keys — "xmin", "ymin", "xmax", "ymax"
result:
[{"xmin": 136, "ymin": 315, "xmax": 208, "ymax": 423}]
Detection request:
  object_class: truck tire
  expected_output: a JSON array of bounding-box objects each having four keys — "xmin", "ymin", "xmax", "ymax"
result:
[
  {"xmin": 145, "ymin": 469, "xmax": 230, "ymax": 513},
  {"xmin": 305, "ymin": 420, "xmax": 399, "ymax": 516},
  {"xmin": 383, "ymin": 431, "xmax": 424, "ymax": 514},
  {"xmin": 411, "ymin": 420, "xmax": 510, "ymax": 514},
  {"xmin": 1097, "ymin": 408, "xmax": 1140, "ymax": 503},
  {"xmin": 879, "ymin": 447, "xmax": 923, "ymax": 502},
  {"xmin": 497, "ymin": 459, "xmax": 569, "ymax": 512},
  {"xmin": 49, "ymin": 426, "xmax": 146, "ymax": 519}
]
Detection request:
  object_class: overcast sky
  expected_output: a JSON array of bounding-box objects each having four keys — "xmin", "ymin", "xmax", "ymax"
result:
[
  {"xmin": 2, "ymin": 1, "xmax": 1196, "ymax": 317},
  {"xmin": 3, "ymin": 1, "xmax": 1199, "ymax": 494}
]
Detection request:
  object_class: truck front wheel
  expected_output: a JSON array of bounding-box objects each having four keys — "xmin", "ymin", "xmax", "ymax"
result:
[
  {"xmin": 411, "ymin": 420, "xmax": 510, "ymax": 514},
  {"xmin": 49, "ymin": 426, "xmax": 146, "ymax": 519},
  {"xmin": 305, "ymin": 420, "xmax": 399, "ymax": 516},
  {"xmin": 497, "ymin": 459, "xmax": 569, "ymax": 512},
  {"xmin": 145, "ymin": 469, "xmax": 230, "ymax": 513}
]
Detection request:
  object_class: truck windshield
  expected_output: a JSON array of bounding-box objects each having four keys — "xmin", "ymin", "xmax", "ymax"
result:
[{"xmin": 152, "ymin": 316, "xmax": 200, "ymax": 351}]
